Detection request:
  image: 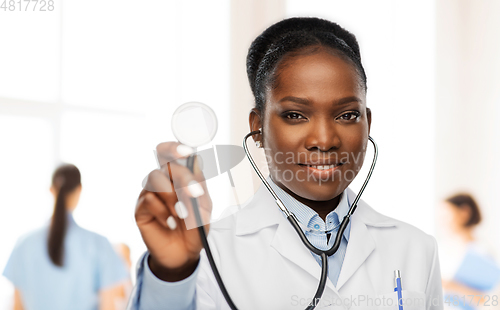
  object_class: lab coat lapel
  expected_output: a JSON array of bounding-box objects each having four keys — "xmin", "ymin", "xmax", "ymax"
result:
[
  {"xmin": 335, "ymin": 187, "xmax": 394, "ymax": 291},
  {"xmin": 335, "ymin": 211, "xmax": 375, "ymax": 290},
  {"xmin": 270, "ymin": 216, "xmax": 340, "ymax": 296},
  {"xmin": 235, "ymin": 185, "xmax": 340, "ymax": 295}
]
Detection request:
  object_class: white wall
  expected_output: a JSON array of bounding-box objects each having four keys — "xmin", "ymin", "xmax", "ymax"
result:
[
  {"xmin": 228, "ymin": 0, "xmax": 286, "ymax": 201},
  {"xmin": 435, "ymin": 0, "xmax": 500, "ymax": 257}
]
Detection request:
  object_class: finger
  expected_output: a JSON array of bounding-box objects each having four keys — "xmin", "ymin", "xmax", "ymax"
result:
[
  {"xmin": 146, "ymin": 158, "xmax": 210, "ymax": 226},
  {"xmin": 139, "ymin": 192, "xmax": 179, "ymax": 231},
  {"xmin": 143, "ymin": 168, "xmax": 210, "ymax": 227},
  {"xmin": 140, "ymin": 174, "xmax": 212, "ymax": 233},
  {"xmin": 144, "ymin": 170, "xmax": 180, "ymax": 217},
  {"xmin": 137, "ymin": 183, "xmax": 210, "ymax": 234},
  {"xmin": 175, "ymin": 180, "xmax": 213, "ymax": 231},
  {"xmin": 156, "ymin": 142, "xmax": 194, "ymax": 168},
  {"xmin": 165, "ymin": 163, "xmax": 206, "ymax": 198},
  {"xmin": 143, "ymin": 168, "xmax": 175, "ymax": 194},
  {"xmin": 152, "ymin": 157, "xmax": 212, "ymax": 231},
  {"xmin": 135, "ymin": 192, "xmax": 187, "ymax": 263}
]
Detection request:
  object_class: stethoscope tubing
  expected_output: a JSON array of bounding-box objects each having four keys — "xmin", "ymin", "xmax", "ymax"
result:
[
  {"xmin": 187, "ymin": 155, "xmax": 239, "ymax": 310},
  {"xmin": 187, "ymin": 132, "xmax": 378, "ymax": 310}
]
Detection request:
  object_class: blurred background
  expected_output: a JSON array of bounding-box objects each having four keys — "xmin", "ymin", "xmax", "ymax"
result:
[{"xmin": 1, "ymin": 0, "xmax": 499, "ymax": 308}]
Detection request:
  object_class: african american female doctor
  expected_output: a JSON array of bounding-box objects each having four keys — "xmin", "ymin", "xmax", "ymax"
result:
[{"xmin": 128, "ymin": 17, "xmax": 444, "ymax": 310}]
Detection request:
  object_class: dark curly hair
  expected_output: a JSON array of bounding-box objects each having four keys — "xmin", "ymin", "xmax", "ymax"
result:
[{"xmin": 246, "ymin": 17, "xmax": 367, "ymax": 112}]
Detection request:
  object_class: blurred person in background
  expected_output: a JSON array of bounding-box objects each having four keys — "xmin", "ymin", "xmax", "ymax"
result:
[
  {"xmin": 113, "ymin": 243, "xmax": 133, "ymax": 310},
  {"xmin": 2, "ymin": 164, "xmax": 129, "ymax": 310},
  {"xmin": 439, "ymin": 193, "xmax": 500, "ymax": 309}
]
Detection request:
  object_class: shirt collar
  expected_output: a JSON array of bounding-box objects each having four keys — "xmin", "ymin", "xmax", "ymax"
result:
[
  {"xmin": 267, "ymin": 176, "xmax": 350, "ymax": 241},
  {"xmin": 232, "ymin": 182, "xmax": 396, "ymax": 236}
]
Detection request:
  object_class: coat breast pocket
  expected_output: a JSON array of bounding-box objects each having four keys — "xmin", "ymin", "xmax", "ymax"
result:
[{"xmin": 375, "ymin": 290, "xmax": 426, "ymax": 310}]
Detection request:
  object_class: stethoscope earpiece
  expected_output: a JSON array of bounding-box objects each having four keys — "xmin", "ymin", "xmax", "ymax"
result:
[{"xmin": 254, "ymin": 128, "xmax": 263, "ymax": 148}]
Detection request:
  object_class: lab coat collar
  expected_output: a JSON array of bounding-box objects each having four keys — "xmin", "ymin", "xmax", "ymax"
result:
[
  {"xmin": 235, "ymin": 184, "xmax": 397, "ymax": 236},
  {"xmin": 234, "ymin": 183, "xmax": 398, "ymax": 293}
]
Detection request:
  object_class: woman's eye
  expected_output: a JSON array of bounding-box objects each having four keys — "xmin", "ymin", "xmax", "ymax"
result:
[
  {"xmin": 338, "ymin": 111, "xmax": 360, "ymax": 121},
  {"xmin": 284, "ymin": 112, "xmax": 305, "ymax": 120}
]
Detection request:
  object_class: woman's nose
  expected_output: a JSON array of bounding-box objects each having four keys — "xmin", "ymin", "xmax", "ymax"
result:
[{"xmin": 304, "ymin": 118, "xmax": 341, "ymax": 152}]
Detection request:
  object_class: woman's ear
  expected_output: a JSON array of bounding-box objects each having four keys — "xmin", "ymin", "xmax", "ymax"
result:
[
  {"xmin": 248, "ymin": 108, "xmax": 263, "ymax": 144},
  {"xmin": 366, "ymin": 107, "xmax": 372, "ymax": 135},
  {"xmin": 49, "ymin": 186, "xmax": 56, "ymax": 197}
]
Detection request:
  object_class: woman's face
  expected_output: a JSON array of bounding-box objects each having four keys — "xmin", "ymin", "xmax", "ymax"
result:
[
  {"xmin": 250, "ymin": 48, "xmax": 370, "ymax": 202},
  {"xmin": 440, "ymin": 202, "xmax": 471, "ymax": 233}
]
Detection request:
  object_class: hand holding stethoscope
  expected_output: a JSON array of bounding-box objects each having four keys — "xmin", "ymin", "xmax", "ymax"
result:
[{"xmin": 135, "ymin": 103, "xmax": 217, "ymax": 283}]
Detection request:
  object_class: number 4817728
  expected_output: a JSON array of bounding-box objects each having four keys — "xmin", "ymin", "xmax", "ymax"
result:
[{"xmin": 1, "ymin": 0, "xmax": 55, "ymax": 11}]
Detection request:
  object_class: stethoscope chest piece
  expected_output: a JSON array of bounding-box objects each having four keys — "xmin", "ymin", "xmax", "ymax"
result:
[{"xmin": 171, "ymin": 101, "xmax": 218, "ymax": 148}]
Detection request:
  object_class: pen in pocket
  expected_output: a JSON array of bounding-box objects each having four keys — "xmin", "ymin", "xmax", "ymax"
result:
[{"xmin": 394, "ymin": 270, "xmax": 403, "ymax": 310}]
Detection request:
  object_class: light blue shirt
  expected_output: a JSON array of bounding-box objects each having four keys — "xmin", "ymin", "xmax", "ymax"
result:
[
  {"xmin": 267, "ymin": 178, "xmax": 351, "ymax": 286},
  {"xmin": 2, "ymin": 212, "xmax": 129, "ymax": 310},
  {"xmin": 129, "ymin": 178, "xmax": 351, "ymax": 310}
]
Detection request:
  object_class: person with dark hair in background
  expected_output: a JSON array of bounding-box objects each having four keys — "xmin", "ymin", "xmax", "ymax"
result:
[
  {"xmin": 2, "ymin": 163, "xmax": 129, "ymax": 310},
  {"xmin": 446, "ymin": 194, "xmax": 482, "ymax": 230},
  {"xmin": 128, "ymin": 17, "xmax": 444, "ymax": 309},
  {"xmin": 439, "ymin": 193, "xmax": 500, "ymax": 309}
]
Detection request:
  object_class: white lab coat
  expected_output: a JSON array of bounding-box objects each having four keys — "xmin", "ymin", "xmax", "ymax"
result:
[{"xmin": 193, "ymin": 185, "xmax": 444, "ymax": 310}]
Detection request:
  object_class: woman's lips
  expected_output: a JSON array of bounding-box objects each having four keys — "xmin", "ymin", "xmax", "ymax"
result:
[{"xmin": 297, "ymin": 163, "xmax": 344, "ymax": 178}]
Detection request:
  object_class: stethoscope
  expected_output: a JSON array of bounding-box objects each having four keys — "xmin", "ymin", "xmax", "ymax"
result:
[{"xmin": 172, "ymin": 102, "xmax": 378, "ymax": 310}]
